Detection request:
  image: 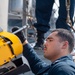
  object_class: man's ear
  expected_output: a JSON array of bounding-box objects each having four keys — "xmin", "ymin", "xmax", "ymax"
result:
[{"xmin": 62, "ymin": 41, "xmax": 68, "ymax": 49}]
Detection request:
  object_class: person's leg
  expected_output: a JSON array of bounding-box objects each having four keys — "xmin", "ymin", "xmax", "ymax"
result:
[
  {"xmin": 34, "ymin": 0, "xmax": 54, "ymax": 33},
  {"xmin": 56, "ymin": 0, "xmax": 74, "ymax": 30},
  {"xmin": 34, "ymin": 0, "xmax": 54, "ymax": 49}
]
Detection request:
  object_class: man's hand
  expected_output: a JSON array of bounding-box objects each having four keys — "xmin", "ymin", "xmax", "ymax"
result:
[{"xmin": 11, "ymin": 26, "xmax": 26, "ymax": 43}]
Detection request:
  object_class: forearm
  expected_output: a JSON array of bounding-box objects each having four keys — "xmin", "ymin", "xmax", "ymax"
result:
[{"xmin": 23, "ymin": 41, "xmax": 48, "ymax": 74}]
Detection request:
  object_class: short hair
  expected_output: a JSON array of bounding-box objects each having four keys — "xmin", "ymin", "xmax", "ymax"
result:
[{"xmin": 51, "ymin": 29, "xmax": 74, "ymax": 52}]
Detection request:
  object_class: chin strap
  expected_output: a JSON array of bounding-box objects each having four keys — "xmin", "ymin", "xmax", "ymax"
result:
[{"xmin": 66, "ymin": 0, "xmax": 75, "ymax": 32}]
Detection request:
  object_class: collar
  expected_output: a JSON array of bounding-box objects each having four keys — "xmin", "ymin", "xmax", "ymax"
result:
[{"xmin": 51, "ymin": 54, "xmax": 73, "ymax": 66}]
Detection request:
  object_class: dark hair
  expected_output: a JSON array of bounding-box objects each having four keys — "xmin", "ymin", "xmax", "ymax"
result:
[{"xmin": 51, "ymin": 29, "xmax": 74, "ymax": 52}]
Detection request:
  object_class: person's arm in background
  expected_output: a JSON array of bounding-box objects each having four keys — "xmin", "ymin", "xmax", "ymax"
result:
[{"xmin": 11, "ymin": 27, "xmax": 48, "ymax": 74}]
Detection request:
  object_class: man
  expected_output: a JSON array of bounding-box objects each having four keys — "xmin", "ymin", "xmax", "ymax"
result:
[
  {"xmin": 33, "ymin": 0, "xmax": 74, "ymax": 49},
  {"xmin": 12, "ymin": 27, "xmax": 75, "ymax": 75}
]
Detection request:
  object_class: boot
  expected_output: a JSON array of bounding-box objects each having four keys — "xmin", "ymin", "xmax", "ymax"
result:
[{"xmin": 34, "ymin": 30, "xmax": 44, "ymax": 50}]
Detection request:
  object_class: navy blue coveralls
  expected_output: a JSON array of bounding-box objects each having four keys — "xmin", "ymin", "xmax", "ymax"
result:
[
  {"xmin": 34, "ymin": 0, "xmax": 74, "ymax": 33},
  {"xmin": 23, "ymin": 44, "xmax": 75, "ymax": 75}
]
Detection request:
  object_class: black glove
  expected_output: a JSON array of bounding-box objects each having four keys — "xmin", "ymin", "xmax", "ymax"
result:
[{"xmin": 11, "ymin": 26, "xmax": 26, "ymax": 43}]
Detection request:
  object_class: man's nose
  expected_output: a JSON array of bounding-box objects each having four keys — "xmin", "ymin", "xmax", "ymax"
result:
[{"xmin": 44, "ymin": 40, "xmax": 46, "ymax": 46}]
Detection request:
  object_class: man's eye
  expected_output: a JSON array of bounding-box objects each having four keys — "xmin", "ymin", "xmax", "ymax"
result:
[
  {"xmin": 46, "ymin": 38, "xmax": 53, "ymax": 42},
  {"xmin": 49, "ymin": 39, "xmax": 53, "ymax": 41}
]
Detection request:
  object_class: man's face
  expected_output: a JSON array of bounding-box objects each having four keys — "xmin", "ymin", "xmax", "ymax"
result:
[{"xmin": 44, "ymin": 31, "xmax": 63, "ymax": 61}]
